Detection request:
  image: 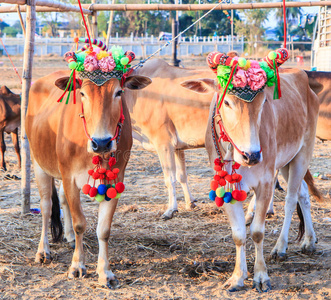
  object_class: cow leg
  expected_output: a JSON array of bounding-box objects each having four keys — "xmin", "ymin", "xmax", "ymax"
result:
[
  {"xmin": 96, "ymin": 198, "xmax": 120, "ymax": 288},
  {"xmin": 245, "ymin": 193, "xmax": 256, "ymax": 225},
  {"xmin": 222, "ymin": 202, "xmax": 247, "ymax": 291},
  {"xmin": 0, "ymin": 130, "xmax": 6, "ymax": 171},
  {"xmin": 156, "ymin": 144, "xmax": 178, "ymax": 220},
  {"xmin": 59, "ymin": 182, "xmax": 75, "ymax": 248},
  {"xmin": 62, "ymin": 179, "xmax": 87, "ymax": 278},
  {"xmin": 34, "ymin": 160, "xmax": 52, "ymax": 263},
  {"xmin": 271, "ymin": 153, "xmax": 309, "ymax": 260},
  {"xmin": 174, "ymin": 149, "xmax": 196, "ymax": 210},
  {"xmin": 251, "ymin": 181, "xmax": 273, "ymax": 292},
  {"xmin": 11, "ymin": 128, "xmax": 21, "ymax": 169},
  {"xmin": 298, "ymin": 181, "xmax": 317, "ymax": 254}
]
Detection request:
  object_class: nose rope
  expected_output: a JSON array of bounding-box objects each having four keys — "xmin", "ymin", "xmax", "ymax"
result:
[{"xmin": 79, "ymin": 101, "xmax": 125, "ymax": 144}]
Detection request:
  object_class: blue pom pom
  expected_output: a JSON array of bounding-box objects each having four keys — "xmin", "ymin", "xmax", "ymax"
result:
[
  {"xmin": 223, "ymin": 192, "xmax": 232, "ymax": 203},
  {"xmin": 209, "ymin": 190, "xmax": 216, "ymax": 201},
  {"xmin": 97, "ymin": 184, "xmax": 107, "ymax": 195}
]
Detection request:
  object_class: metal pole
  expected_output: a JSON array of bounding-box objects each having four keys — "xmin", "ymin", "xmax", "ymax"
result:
[
  {"xmin": 21, "ymin": 0, "xmax": 36, "ymax": 214},
  {"xmin": 172, "ymin": 0, "xmax": 180, "ymax": 66}
]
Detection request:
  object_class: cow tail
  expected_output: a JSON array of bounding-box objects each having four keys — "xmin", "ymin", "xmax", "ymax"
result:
[
  {"xmin": 296, "ymin": 203, "xmax": 305, "ymax": 242},
  {"xmin": 304, "ymin": 169, "xmax": 324, "ymax": 202},
  {"xmin": 51, "ymin": 180, "xmax": 63, "ymax": 243}
]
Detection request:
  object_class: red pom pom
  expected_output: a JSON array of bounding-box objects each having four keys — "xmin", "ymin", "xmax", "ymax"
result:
[
  {"xmin": 98, "ymin": 168, "xmax": 107, "ymax": 174},
  {"xmin": 224, "ymin": 174, "xmax": 232, "ymax": 182},
  {"xmin": 73, "ymin": 37, "xmax": 79, "ymax": 43},
  {"xmin": 232, "ymin": 173, "xmax": 242, "ymax": 183},
  {"xmin": 218, "ymin": 170, "xmax": 227, "ymax": 177},
  {"xmin": 88, "ymin": 169, "xmax": 94, "ymax": 176},
  {"xmin": 106, "ymin": 187, "xmax": 117, "ymax": 199},
  {"xmin": 92, "ymin": 156, "xmax": 102, "ymax": 165},
  {"xmin": 214, "ymin": 175, "xmax": 221, "ymax": 181},
  {"xmin": 106, "ymin": 170, "xmax": 115, "ymax": 179},
  {"xmin": 108, "ymin": 157, "xmax": 116, "ymax": 168},
  {"xmin": 238, "ymin": 190, "xmax": 247, "ymax": 201},
  {"xmin": 210, "ymin": 180, "xmax": 218, "ymax": 191},
  {"xmin": 82, "ymin": 184, "xmax": 91, "ymax": 195},
  {"xmin": 214, "ymin": 158, "xmax": 221, "ymax": 165},
  {"xmin": 92, "ymin": 172, "xmax": 100, "ymax": 180},
  {"xmin": 215, "ymin": 197, "xmax": 224, "ymax": 207},
  {"xmin": 232, "ymin": 189, "xmax": 240, "ymax": 200},
  {"xmin": 99, "ymin": 174, "xmax": 105, "ymax": 180},
  {"xmin": 115, "ymin": 182, "xmax": 125, "ymax": 193},
  {"xmin": 112, "ymin": 168, "xmax": 120, "ymax": 174},
  {"xmin": 219, "ymin": 178, "xmax": 226, "ymax": 186},
  {"xmin": 89, "ymin": 187, "xmax": 98, "ymax": 197},
  {"xmin": 233, "ymin": 162, "xmax": 241, "ymax": 170},
  {"xmin": 214, "ymin": 165, "xmax": 222, "ymax": 172}
]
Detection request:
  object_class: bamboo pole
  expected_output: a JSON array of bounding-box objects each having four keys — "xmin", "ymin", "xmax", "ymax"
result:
[
  {"xmin": 83, "ymin": 2, "xmax": 331, "ymax": 11},
  {"xmin": 0, "ymin": 0, "xmax": 25, "ymax": 4},
  {"xmin": 17, "ymin": 5, "xmax": 26, "ymax": 37},
  {"xmin": 106, "ymin": 0, "xmax": 115, "ymax": 47},
  {"xmin": 91, "ymin": 0, "xmax": 98, "ymax": 39},
  {"xmin": 21, "ymin": 0, "xmax": 36, "ymax": 215}
]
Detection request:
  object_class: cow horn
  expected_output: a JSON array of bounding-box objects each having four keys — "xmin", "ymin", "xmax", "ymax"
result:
[
  {"xmin": 262, "ymin": 48, "xmax": 290, "ymax": 69},
  {"xmin": 206, "ymin": 51, "xmax": 238, "ymax": 72}
]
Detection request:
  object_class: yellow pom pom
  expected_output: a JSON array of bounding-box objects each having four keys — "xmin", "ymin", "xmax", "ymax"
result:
[
  {"xmin": 238, "ymin": 57, "xmax": 247, "ymax": 68},
  {"xmin": 268, "ymin": 51, "xmax": 277, "ymax": 60},
  {"xmin": 97, "ymin": 51, "xmax": 109, "ymax": 60},
  {"xmin": 244, "ymin": 60, "xmax": 251, "ymax": 70}
]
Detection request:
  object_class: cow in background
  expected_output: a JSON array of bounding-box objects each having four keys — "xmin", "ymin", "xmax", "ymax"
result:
[
  {"xmin": 124, "ymin": 59, "xmax": 214, "ymax": 219},
  {"xmin": 0, "ymin": 86, "xmax": 21, "ymax": 171}
]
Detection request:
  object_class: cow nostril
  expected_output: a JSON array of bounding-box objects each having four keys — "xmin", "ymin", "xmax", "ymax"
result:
[
  {"xmin": 242, "ymin": 152, "xmax": 249, "ymax": 162},
  {"xmin": 106, "ymin": 139, "xmax": 112, "ymax": 150},
  {"xmin": 91, "ymin": 139, "xmax": 99, "ymax": 151}
]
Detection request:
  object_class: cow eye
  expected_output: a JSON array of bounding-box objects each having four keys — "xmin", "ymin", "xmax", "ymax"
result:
[
  {"xmin": 115, "ymin": 90, "xmax": 123, "ymax": 97},
  {"xmin": 224, "ymin": 100, "xmax": 230, "ymax": 107},
  {"xmin": 80, "ymin": 92, "xmax": 85, "ymax": 97}
]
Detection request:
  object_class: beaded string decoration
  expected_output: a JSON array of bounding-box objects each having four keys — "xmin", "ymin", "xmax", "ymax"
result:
[{"xmin": 207, "ymin": 49, "xmax": 289, "ymax": 207}]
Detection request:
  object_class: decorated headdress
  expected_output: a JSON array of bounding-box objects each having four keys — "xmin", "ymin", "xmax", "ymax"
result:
[
  {"xmin": 207, "ymin": 48, "xmax": 289, "ymax": 102},
  {"xmin": 57, "ymin": 38, "xmax": 136, "ymax": 104}
]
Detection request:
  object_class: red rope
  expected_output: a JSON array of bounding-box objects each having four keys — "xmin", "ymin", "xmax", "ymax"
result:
[
  {"xmin": 77, "ymin": 0, "xmax": 93, "ymax": 51},
  {"xmin": 283, "ymin": 0, "xmax": 287, "ymax": 48},
  {"xmin": 0, "ymin": 38, "xmax": 22, "ymax": 85}
]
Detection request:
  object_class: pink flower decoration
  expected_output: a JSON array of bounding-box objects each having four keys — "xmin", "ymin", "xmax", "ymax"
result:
[
  {"xmin": 246, "ymin": 68, "xmax": 267, "ymax": 91},
  {"xmin": 98, "ymin": 56, "xmax": 116, "ymax": 72},
  {"xmin": 84, "ymin": 55, "xmax": 99, "ymax": 72},
  {"xmin": 232, "ymin": 69, "xmax": 247, "ymax": 88},
  {"xmin": 249, "ymin": 60, "xmax": 260, "ymax": 69}
]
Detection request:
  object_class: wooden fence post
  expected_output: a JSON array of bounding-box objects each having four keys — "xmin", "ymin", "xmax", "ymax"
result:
[
  {"xmin": 91, "ymin": 0, "xmax": 98, "ymax": 39},
  {"xmin": 21, "ymin": 0, "xmax": 36, "ymax": 215}
]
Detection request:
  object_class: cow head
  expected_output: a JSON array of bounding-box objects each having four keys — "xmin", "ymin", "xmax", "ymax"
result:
[
  {"xmin": 181, "ymin": 79, "xmax": 265, "ymax": 166},
  {"xmin": 55, "ymin": 75, "xmax": 151, "ymax": 154}
]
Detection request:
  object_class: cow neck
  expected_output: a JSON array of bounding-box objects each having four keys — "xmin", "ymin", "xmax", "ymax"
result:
[{"xmin": 79, "ymin": 100, "xmax": 125, "ymax": 145}]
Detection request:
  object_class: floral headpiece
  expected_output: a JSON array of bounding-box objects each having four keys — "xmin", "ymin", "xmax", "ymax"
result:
[{"xmin": 207, "ymin": 48, "xmax": 289, "ymax": 102}]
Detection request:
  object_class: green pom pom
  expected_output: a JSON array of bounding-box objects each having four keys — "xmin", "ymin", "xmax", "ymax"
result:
[
  {"xmin": 230, "ymin": 198, "xmax": 236, "ymax": 204},
  {"xmin": 268, "ymin": 51, "xmax": 277, "ymax": 60},
  {"xmin": 76, "ymin": 52, "xmax": 87, "ymax": 63},
  {"xmin": 216, "ymin": 65, "xmax": 233, "ymax": 90},
  {"xmin": 68, "ymin": 61, "xmax": 77, "ymax": 70},
  {"xmin": 76, "ymin": 62, "xmax": 85, "ymax": 72},
  {"xmin": 115, "ymin": 193, "xmax": 121, "ymax": 199},
  {"xmin": 121, "ymin": 57, "xmax": 129, "ymax": 66},
  {"xmin": 95, "ymin": 193, "xmax": 105, "ymax": 202},
  {"xmin": 238, "ymin": 57, "xmax": 247, "ymax": 68},
  {"xmin": 216, "ymin": 187, "xmax": 225, "ymax": 198}
]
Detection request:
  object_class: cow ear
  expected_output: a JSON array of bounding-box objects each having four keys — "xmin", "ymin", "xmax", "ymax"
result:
[
  {"xmin": 123, "ymin": 75, "xmax": 152, "ymax": 90},
  {"xmin": 1, "ymin": 86, "xmax": 13, "ymax": 95},
  {"xmin": 55, "ymin": 77, "xmax": 82, "ymax": 90},
  {"xmin": 181, "ymin": 78, "xmax": 217, "ymax": 94}
]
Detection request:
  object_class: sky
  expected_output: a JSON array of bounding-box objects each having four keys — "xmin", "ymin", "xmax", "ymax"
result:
[{"xmin": 0, "ymin": 1, "xmax": 320, "ymax": 28}]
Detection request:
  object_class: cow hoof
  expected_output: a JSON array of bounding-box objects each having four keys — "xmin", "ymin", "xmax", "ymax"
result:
[
  {"xmin": 222, "ymin": 276, "xmax": 245, "ymax": 292},
  {"xmin": 106, "ymin": 277, "xmax": 120, "ymax": 289},
  {"xmin": 227, "ymin": 285, "xmax": 244, "ymax": 292},
  {"xmin": 253, "ymin": 279, "xmax": 271, "ymax": 293},
  {"xmin": 270, "ymin": 251, "xmax": 287, "ymax": 262},
  {"xmin": 266, "ymin": 212, "xmax": 274, "ymax": 219},
  {"xmin": 68, "ymin": 267, "xmax": 87, "ymax": 279},
  {"xmin": 162, "ymin": 210, "xmax": 178, "ymax": 220},
  {"xmin": 64, "ymin": 238, "xmax": 76, "ymax": 249},
  {"xmin": 35, "ymin": 252, "xmax": 52, "ymax": 264},
  {"xmin": 301, "ymin": 243, "xmax": 316, "ymax": 255},
  {"xmin": 186, "ymin": 202, "xmax": 196, "ymax": 210}
]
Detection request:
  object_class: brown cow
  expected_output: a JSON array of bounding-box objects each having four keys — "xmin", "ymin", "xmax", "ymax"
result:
[
  {"xmin": 123, "ymin": 59, "xmax": 214, "ymax": 219},
  {"xmin": 26, "ymin": 70, "xmax": 151, "ymax": 287},
  {"xmin": 0, "ymin": 86, "xmax": 21, "ymax": 171},
  {"xmin": 181, "ymin": 68, "xmax": 319, "ymax": 291}
]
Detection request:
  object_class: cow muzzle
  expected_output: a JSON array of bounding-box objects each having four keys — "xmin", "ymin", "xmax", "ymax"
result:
[
  {"xmin": 91, "ymin": 137, "xmax": 113, "ymax": 154},
  {"xmin": 241, "ymin": 151, "xmax": 262, "ymax": 166}
]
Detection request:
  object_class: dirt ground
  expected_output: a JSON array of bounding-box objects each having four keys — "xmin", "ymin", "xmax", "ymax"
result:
[{"xmin": 0, "ymin": 56, "xmax": 330, "ymax": 299}]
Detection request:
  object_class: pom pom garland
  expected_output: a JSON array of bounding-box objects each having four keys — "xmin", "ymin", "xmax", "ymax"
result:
[{"xmin": 83, "ymin": 155, "xmax": 125, "ymax": 203}]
